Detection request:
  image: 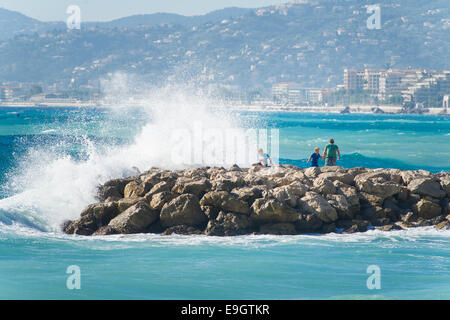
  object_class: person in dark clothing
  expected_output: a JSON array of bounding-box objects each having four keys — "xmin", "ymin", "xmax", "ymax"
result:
[{"xmin": 307, "ymin": 147, "xmax": 323, "ymax": 167}]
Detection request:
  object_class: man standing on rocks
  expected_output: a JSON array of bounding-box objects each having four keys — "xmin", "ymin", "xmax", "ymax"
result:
[{"xmin": 323, "ymin": 139, "xmax": 340, "ymax": 166}]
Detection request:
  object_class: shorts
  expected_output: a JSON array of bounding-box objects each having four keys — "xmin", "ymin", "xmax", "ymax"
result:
[{"xmin": 326, "ymin": 157, "xmax": 337, "ymax": 166}]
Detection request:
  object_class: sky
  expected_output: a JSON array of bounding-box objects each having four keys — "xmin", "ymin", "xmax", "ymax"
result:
[{"xmin": 0, "ymin": 0, "xmax": 288, "ymax": 22}]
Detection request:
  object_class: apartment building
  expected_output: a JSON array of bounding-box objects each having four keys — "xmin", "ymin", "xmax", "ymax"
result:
[
  {"xmin": 272, "ymin": 82, "xmax": 323, "ymax": 105},
  {"xmin": 343, "ymin": 69, "xmax": 365, "ymax": 91}
]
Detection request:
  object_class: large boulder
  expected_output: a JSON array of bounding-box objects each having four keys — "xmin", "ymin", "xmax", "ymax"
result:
[
  {"xmin": 200, "ymin": 191, "xmax": 250, "ymax": 215},
  {"xmin": 212, "ymin": 176, "xmax": 245, "ymax": 192},
  {"xmin": 408, "ymin": 178, "xmax": 446, "ymax": 199},
  {"xmin": 205, "ymin": 212, "xmax": 254, "ymax": 236},
  {"xmin": 160, "ymin": 194, "xmax": 207, "ymax": 227},
  {"xmin": 313, "ymin": 177, "xmax": 336, "ymax": 195},
  {"xmin": 440, "ymin": 178, "xmax": 450, "ymax": 196},
  {"xmin": 108, "ymin": 202, "xmax": 158, "ymax": 234},
  {"xmin": 97, "ymin": 178, "xmax": 133, "ymax": 201},
  {"xmin": 150, "ymin": 192, "xmax": 178, "ymax": 211},
  {"xmin": 117, "ymin": 197, "xmax": 145, "ymax": 213},
  {"xmin": 231, "ymin": 186, "xmax": 264, "ymax": 204},
  {"xmin": 318, "ymin": 171, "xmax": 354, "ymax": 185},
  {"xmin": 244, "ymin": 174, "xmax": 272, "ymax": 187},
  {"xmin": 250, "ymin": 198, "xmax": 299, "ymax": 223},
  {"xmin": 147, "ymin": 181, "xmax": 174, "ymax": 197},
  {"xmin": 288, "ymin": 181, "xmax": 309, "ymax": 198},
  {"xmin": 359, "ymin": 192, "xmax": 385, "ymax": 207},
  {"xmin": 64, "ymin": 202, "xmax": 119, "ymax": 235},
  {"xmin": 355, "ymin": 171, "xmax": 402, "ymax": 194},
  {"xmin": 124, "ymin": 181, "xmax": 146, "ymax": 198},
  {"xmin": 355, "ymin": 176, "xmax": 402, "ymax": 199},
  {"xmin": 298, "ymin": 192, "xmax": 338, "ymax": 223},
  {"xmin": 265, "ymin": 186, "xmax": 298, "ymax": 208},
  {"xmin": 172, "ymin": 177, "xmax": 211, "ymax": 197},
  {"xmin": 335, "ymin": 182, "xmax": 360, "ymax": 215},
  {"xmin": 400, "ymin": 170, "xmax": 431, "ymax": 185},
  {"xmin": 304, "ymin": 166, "xmax": 321, "ymax": 178},
  {"xmin": 294, "ymin": 214, "xmax": 323, "ymax": 233},
  {"xmin": 441, "ymin": 198, "xmax": 450, "ymax": 215},
  {"xmin": 326, "ymin": 194, "xmax": 352, "ymax": 219},
  {"xmin": 413, "ymin": 199, "xmax": 442, "ymax": 219}
]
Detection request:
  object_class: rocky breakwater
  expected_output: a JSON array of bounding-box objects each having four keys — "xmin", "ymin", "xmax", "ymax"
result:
[{"xmin": 63, "ymin": 165, "xmax": 450, "ymax": 236}]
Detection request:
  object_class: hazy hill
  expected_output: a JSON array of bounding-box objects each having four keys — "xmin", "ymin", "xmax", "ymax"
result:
[{"xmin": 0, "ymin": 0, "xmax": 448, "ymax": 89}]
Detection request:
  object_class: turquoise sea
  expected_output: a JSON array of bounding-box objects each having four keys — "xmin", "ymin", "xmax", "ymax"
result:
[{"xmin": 0, "ymin": 106, "xmax": 449, "ymax": 299}]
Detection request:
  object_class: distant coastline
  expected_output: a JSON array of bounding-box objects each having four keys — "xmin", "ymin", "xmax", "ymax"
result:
[{"xmin": 0, "ymin": 101, "xmax": 448, "ymax": 115}]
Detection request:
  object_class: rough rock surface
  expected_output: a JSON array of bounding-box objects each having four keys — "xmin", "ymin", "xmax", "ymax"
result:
[{"xmin": 64, "ymin": 166, "xmax": 450, "ymax": 236}]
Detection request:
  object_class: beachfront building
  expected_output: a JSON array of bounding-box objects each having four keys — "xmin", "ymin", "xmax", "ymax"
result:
[
  {"xmin": 272, "ymin": 82, "xmax": 303, "ymax": 104},
  {"xmin": 343, "ymin": 69, "xmax": 365, "ymax": 91},
  {"xmin": 402, "ymin": 71, "xmax": 450, "ymax": 107},
  {"xmin": 0, "ymin": 86, "xmax": 21, "ymax": 102},
  {"xmin": 272, "ymin": 82, "xmax": 323, "ymax": 105},
  {"xmin": 363, "ymin": 69, "xmax": 383, "ymax": 95},
  {"xmin": 342, "ymin": 68, "xmax": 450, "ymax": 106},
  {"xmin": 307, "ymin": 89, "xmax": 324, "ymax": 104}
]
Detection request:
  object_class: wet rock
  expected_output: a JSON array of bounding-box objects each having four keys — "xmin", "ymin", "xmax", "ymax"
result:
[
  {"xmin": 321, "ymin": 223, "xmax": 337, "ymax": 234},
  {"xmin": 377, "ymin": 224, "xmax": 402, "ymax": 232},
  {"xmin": 259, "ymin": 223, "xmax": 297, "ymax": 235},
  {"xmin": 201, "ymin": 205, "xmax": 220, "ymax": 220},
  {"xmin": 205, "ymin": 212, "xmax": 254, "ymax": 236},
  {"xmin": 435, "ymin": 221, "xmax": 450, "ymax": 230},
  {"xmin": 401, "ymin": 211, "xmax": 418, "ymax": 223},
  {"xmin": 295, "ymin": 214, "xmax": 323, "ymax": 233},
  {"xmin": 64, "ymin": 202, "xmax": 119, "ymax": 236},
  {"xmin": 162, "ymin": 225, "xmax": 203, "ymax": 235},
  {"xmin": 93, "ymin": 226, "xmax": 119, "ymax": 236}
]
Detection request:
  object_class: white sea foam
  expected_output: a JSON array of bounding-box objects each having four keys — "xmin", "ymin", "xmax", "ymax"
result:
[{"xmin": 0, "ymin": 78, "xmax": 258, "ymax": 233}]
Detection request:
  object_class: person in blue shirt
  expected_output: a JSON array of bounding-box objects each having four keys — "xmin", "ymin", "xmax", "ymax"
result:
[{"xmin": 307, "ymin": 147, "xmax": 324, "ymax": 167}]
